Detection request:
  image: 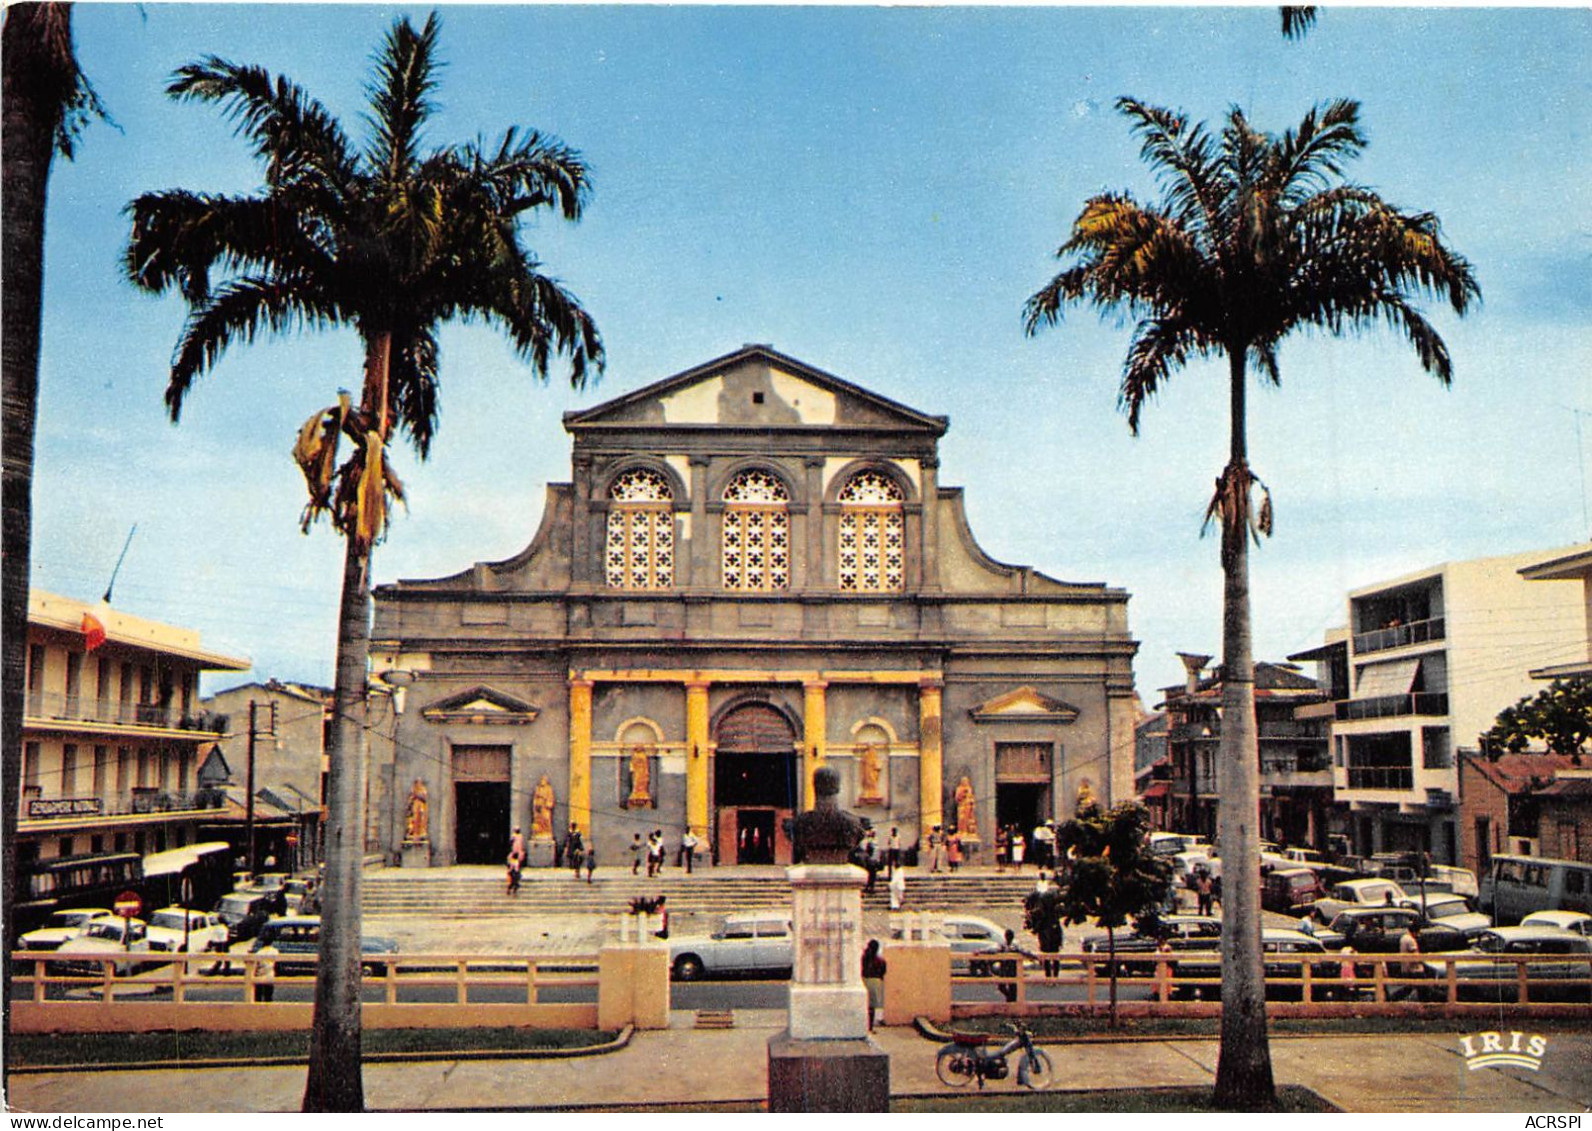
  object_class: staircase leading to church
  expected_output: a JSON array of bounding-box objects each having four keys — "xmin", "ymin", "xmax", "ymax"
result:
[{"xmin": 360, "ymin": 869, "xmax": 1041, "ymax": 918}]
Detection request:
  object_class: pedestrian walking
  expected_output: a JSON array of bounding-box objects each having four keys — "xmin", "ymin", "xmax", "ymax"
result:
[
  {"xmin": 1394, "ymin": 920, "xmax": 1422, "ymax": 1000},
  {"xmin": 565, "ymin": 824, "xmax": 584, "ymax": 878},
  {"xmin": 506, "ymin": 826, "xmax": 525, "ymax": 896},
  {"xmin": 862, "ymin": 939, "xmax": 887, "ymax": 1031},
  {"xmin": 995, "ymin": 826, "xmax": 1008, "ymax": 873},
  {"xmin": 947, "ymin": 832, "xmax": 962, "ymax": 872},
  {"xmin": 585, "ymin": 844, "xmax": 597, "ymax": 884},
  {"xmin": 681, "ymin": 827, "xmax": 699, "ymax": 873},
  {"xmin": 887, "ymin": 826, "xmax": 901, "ymax": 877},
  {"xmin": 889, "ymin": 864, "xmax": 906, "ymax": 911},
  {"xmin": 1194, "ymin": 868, "xmax": 1214, "ymax": 916},
  {"xmin": 630, "ymin": 833, "xmax": 644, "ymax": 875}
]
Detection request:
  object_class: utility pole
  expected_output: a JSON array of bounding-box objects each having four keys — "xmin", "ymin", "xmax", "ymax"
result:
[{"xmin": 246, "ymin": 700, "xmax": 258, "ymax": 876}]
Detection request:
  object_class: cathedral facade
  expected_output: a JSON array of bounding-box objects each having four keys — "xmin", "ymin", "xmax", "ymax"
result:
[{"xmin": 370, "ymin": 346, "xmax": 1138, "ymax": 866}]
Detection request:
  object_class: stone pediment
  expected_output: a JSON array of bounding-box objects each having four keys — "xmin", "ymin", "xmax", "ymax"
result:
[
  {"xmin": 564, "ymin": 344, "xmax": 947, "ymax": 434},
  {"xmin": 968, "ymin": 686, "xmax": 1080, "ymax": 724},
  {"xmin": 420, "ymin": 686, "xmax": 540, "ymax": 725}
]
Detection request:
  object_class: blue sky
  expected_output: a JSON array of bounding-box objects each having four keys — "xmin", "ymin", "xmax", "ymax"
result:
[{"xmin": 28, "ymin": 4, "xmax": 1592, "ymax": 703}]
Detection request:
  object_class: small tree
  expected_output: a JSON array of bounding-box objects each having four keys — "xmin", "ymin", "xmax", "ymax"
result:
[
  {"xmin": 1482, "ymin": 679, "xmax": 1592, "ymax": 763},
  {"xmin": 1053, "ymin": 801, "xmax": 1172, "ymax": 1026}
]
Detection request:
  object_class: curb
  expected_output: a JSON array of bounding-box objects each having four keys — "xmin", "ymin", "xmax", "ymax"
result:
[{"xmin": 6, "ymin": 1025, "xmax": 634, "ymax": 1076}]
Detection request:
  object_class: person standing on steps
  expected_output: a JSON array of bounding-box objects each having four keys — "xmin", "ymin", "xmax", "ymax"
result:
[
  {"xmin": 585, "ymin": 843, "xmax": 597, "ymax": 884},
  {"xmin": 565, "ymin": 824, "xmax": 584, "ymax": 879},
  {"xmin": 630, "ymin": 832, "xmax": 644, "ymax": 875},
  {"xmin": 681, "ymin": 827, "xmax": 699, "ymax": 874},
  {"xmin": 887, "ymin": 826, "xmax": 901, "ymax": 878},
  {"xmin": 889, "ymin": 863, "xmax": 906, "ymax": 911}
]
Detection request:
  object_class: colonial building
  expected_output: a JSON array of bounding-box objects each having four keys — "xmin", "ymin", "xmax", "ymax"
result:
[
  {"xmin": 371, "ymin": 345, "xmax": 1138, "ymax": 866},
  {"xmin": 18, "ymin": 590, "xmax": 248, "ymax": 869}
]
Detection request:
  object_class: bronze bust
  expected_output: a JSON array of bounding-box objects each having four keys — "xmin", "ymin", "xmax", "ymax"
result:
[{"xmin": 790, "ymin": 766, "xmax": 865, "ymax": 864}]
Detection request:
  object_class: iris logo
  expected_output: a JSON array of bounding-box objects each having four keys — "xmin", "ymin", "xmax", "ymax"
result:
[{"xmin": 1460, "ymin": 1030, "xmax": 1548, "ymax": 1071}]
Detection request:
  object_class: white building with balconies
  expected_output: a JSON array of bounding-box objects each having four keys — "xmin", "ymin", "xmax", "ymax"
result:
[
  {"xmin": 1293, "ymin": 546, "xmax": 1584, "ymax": 864},
  {"xmin": 19, "ymin": 590, "xmax": 249, "ymax": 869}
]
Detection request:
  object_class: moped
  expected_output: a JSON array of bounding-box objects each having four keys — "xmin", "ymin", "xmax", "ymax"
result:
[{"xmin": 934, "ymin": 1021, "xmax": 1054, "ymax": 1090}]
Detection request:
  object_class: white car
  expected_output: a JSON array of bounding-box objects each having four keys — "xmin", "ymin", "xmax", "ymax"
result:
[
  {"xmin": 1311, "ymin": 878, "xmax": 1407, "ymax": 923},
  {"xmin": 145, "ymin": 907, "xmax": 230, "ymax": 953},
  {"xmin": 1400, "ymin": 893, "xmax": 1492, "ymax": 940},
  {"xmin": 890, "ymin": 914, "xmax": 1009, "ymax": 973},
  {"xmin": 18, "ymin": 908, "xmax": 113, "ymax": 952},
  {"xmin": 52, "ymin": 917, "xmax": 167, "ymax": 975},
  {"xmin": 1520, "ymin": 910, "xmax": 1592, "ymax": 937},
  {"xmin": 668, "ymin": 913, "xmax": 793, "ymax": 981}
]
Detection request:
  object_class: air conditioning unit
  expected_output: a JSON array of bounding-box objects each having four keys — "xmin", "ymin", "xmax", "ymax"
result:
[{"xmin": 1511, "ymin": 837, "xmax": 1539, "ymax": 856}]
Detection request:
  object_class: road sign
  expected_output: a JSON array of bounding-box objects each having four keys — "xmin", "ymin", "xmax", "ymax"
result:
[{"xmin": 113, "ymin": 890, "xmax": 142, "ymax": 918}]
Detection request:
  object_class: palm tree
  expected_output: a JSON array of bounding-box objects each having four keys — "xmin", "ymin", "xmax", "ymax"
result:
[
  {"xmin": 2, "ymin": 1, "xmax": 104, "ymax": 1074},
  {"xmin": 124, "ymin": 13, "xmax": 602, "ymax": 1110},
  {"xmin": 1025, "ymin": 97, "xmax": 1477, "ymax": 1108}
]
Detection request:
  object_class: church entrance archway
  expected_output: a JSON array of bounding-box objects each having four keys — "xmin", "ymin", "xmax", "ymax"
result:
[{"xmin": 713, "ymin": 702, "xmax": 797, "ymax": 865}]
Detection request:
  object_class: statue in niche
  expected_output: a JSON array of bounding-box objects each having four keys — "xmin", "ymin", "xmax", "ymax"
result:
[
  {"xmin": 626, "ymin": 745, "xmax": 652, "ymax": 808},
  {"xmin": 953, "ymin": 774, "xmax": 979, "ymax": 841},
  {"xmin": 404, "ymin": 778, "xmax": 429, "ymax": 842},
  {"xmin": 531, "ymin": 775, "xmax": 556, "ymax": 839},
  {"xmin": 790, "ymin": 766, "xmax": 865, "ymax": 865},
  {"xmin": 857, "ymin": 743, "xmax": 884, "ymax": 805}
]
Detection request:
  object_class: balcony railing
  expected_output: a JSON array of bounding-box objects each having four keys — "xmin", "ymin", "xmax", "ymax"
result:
[
  {"xmin": 1346, "ymin": 765, "xmax": 1415, "ymax": 791},
  {"xmin": 1335, "ymin": 692, "xmax": 1449, "ymax": 721},
  {"xmin": 1352, "ymin": 616, "xmax": 1445, "ymax": 656},
  {"xmin": 23, "ymin": 691, "xmax": 227, "ymax": 734}
]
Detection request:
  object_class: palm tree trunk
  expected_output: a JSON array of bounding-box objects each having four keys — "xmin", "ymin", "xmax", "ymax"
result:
[
  {"xmin": 303, "ymin": 330, "xmax": 391, "ymax": 1113},
  {"xmin": 1212, "ymin": 346, "xmax": 1275, "ymax": 1109},
  {"xmin": 2, "ymin": 5, "xmax": 70, "ymax": 1081},
  {"xmin": 302, "ymin": 532, "xmax": 371, "ymax": 1111}
]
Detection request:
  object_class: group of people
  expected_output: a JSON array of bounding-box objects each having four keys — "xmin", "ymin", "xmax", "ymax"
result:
[
  {"xmin": 629, "ymin": 828, "xmax": 701, "ymax": 876},
  {"xmin": 922, "ymin": 825, "xmax": 969, "ymax": 873},
  {"xmin": 994, "ymin": 821, "xmax": 1059, "ymax": 872}
]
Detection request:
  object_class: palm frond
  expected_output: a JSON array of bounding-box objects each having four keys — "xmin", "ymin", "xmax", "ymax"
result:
[
  {"xmin": 1120, "ymin": 317, "xmax": 1206, "ymax": 435},
  {"xmin": 165, "ymin": 276, "xmax": 340, "ymax": 419},
  {"xmin": 1281, "ymin": 7, "xmax": 1318, "ymax": 40},
  {"xmin": 365, "ymin": 12, "xmax": 441, "ymax": 181},
  {"xmin": 168, "ymin": 57, "xmax": 354, "ymax": 191},
  {"xmin": 388, "ymin": 325, "xmax": 441, "ymax": 458},
  {"xmin": 1117, "ymin": 97, "xmax": 1224, "ymax": 238},
  {"xmin": 1272, "ymin": 99, "xmax": 1365, "ymax": 204},
  {"xmin": 124, "ymin": 190, "xmax": 332, "ymax": 302}
]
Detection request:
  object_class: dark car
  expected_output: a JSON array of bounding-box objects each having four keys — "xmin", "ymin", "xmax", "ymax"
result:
[
  {"xmin": 1171, "ymin": 929, "xmax": 1338, "ymax": 1000},
  {"xmin": 249, "ymin": 915, "xmax": 400, "ymax": 975},
  {"xmin": 1082, "ymin": 915, "xmax": 1221, "ymax": 976},
  {"xmin": 1315, "ymin": 907, "xmax": 1469, "ymax": 959},
  {"xmin": 1263, "ymin": 868, "xmax": 1327, "ymax": 915},
  {"xmin": 215, "ymin": 890, "xmax": 277, "ymax": 944}
]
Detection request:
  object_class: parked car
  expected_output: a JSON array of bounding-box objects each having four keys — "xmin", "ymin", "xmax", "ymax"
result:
[
  {"xmin": 1284, "ymin": 848, "xmax": 1330, "ymax": 868},
  {"xmin": 668, "ymin": 913, "xmax": 794, "ymax": 981},
  {"xmin": 888, "ymin": 913, "xmax": 1008, "ymax": 975},
  {"xmin": 145, "ymin": 907, "xmax": 231, "ymax": 953},
  {"xmin": 17, "ymin": 908, "xmax": 112, "ymax": 953},
  {"xmin": 1170, "ymin": 929, "xmax": 1338, "ymax": 1000},
  {"xmin": 1418, "ymin": 926, "xmax": 1592, "ymax": 1001},
  {"xmin": 1480, "ymin": 855, "xmax": 1592, "ymax": 924},
  {"xmin": 1314, "ymin": 906, "xmax": 1470, "ymax": 958},
  {"xmin": 1310, "ymin": 878, "xmax": 1407, "ymax": 923},
  {"xmin": 52, "ymin": 916, "xmax": 168, "ymax": 975},
  {"xmin": 1082, "ymin": 915, "xmax": 1221, "ymax": 976},
  {"xmin": 1397, "ymin": 893, "xmax": 1491, "ymax": 941},
  {"xmin": 1148, "ymin": 832, "xmax": 1210, "ymax": 858},
  {"xmin": 1520, "ymin": 910, "xmax": 1592, "ymax": 937},
  {"xmin": 215, "ymin": 890, "xmax": 278, "ymax": 943},
  {"xmin": 248, "ymin": 915, "xmax": 400, "ymax": 975},
  {"xmin": 1262, "ymin": 868, "xmax": 1327, "ymax": 915}
]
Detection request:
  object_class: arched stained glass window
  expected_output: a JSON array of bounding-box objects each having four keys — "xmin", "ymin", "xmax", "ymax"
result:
[
  {"xmin": 606, "ymin": 469, "xmax": 674, "ymax": 589},
  {"xmin": 838, "ymin": 471, "xmax": 905, "ymax": 591},
  {"xmin": 722, "ymin": 470, "xmax": 789, "ymax": 591}
]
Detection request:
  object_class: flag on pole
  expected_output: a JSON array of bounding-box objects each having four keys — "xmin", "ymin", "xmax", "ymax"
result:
[{"xmin": 81, "ymin": 611, "xmax": 107, "ymax": 652}]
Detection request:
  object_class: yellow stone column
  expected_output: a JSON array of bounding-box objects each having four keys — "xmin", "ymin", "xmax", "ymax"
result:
[
  {"xmin": 685, "ymin": 681, "xmax": 711, "ymax": 838},
  {"xmin": 803, "ymin": 680, "xmax": 828, "ymax": 810},
  {"xmin": 918, "ymin": 679, "xmax": 943, "ymax": 837},
  {"xmin": 568, "ymin": 677, "xmax": 594, "ymax": 836}
]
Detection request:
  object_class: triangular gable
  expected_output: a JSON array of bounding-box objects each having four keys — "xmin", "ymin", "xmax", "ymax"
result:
[
  {"xmin": 969, "ymin": 686, "xmax": 1080, "ymax": 724},
  {"xmin": 421, "ymin": 685, "xmax": 540, "ymax": 725},
  {"xmin": 564, "ymin": 345, "xmax": 948, "ymax": 434},
  {"xmin": 197, "ymin": 745, "xmax": 232, "ymax": 785}
]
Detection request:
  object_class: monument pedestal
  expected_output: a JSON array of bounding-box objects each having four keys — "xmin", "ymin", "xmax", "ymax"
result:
[
  {"xmin": 768, "ymin": 861, "xmax": 889, "ymax": 1112},
  {"xmin": 767, "ymin": 1034, "xmax": 890, "ymax": 1112},
  {"xmin": 526, "ymin": 838, "xmax": 557, "ymax": 868},
  {"xmin": 400, "ymin": 840, "xmax": 431, "ymax": 868}
]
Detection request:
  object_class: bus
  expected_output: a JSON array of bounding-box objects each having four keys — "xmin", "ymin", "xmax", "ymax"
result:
[
  {"xmin": 140, "ymin": 841, "xmax": 235, "ymax": 912},
  {"xmin": 1479, "ymin": 854, "xmax": 1592, "ymax": 924},
  {"xmin": 11, "ymin": 852, "xmax": 143, "ymax": 940}
]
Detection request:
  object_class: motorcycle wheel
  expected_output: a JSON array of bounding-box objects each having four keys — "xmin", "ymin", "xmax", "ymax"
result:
[
  {"xmin": 935, "ymin": 1045, "xmax": 976, "ymax": 1088},
  {"xmin": 1018, "ymin": 1048, "xmax": 1055, "ymax": 1091}
]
